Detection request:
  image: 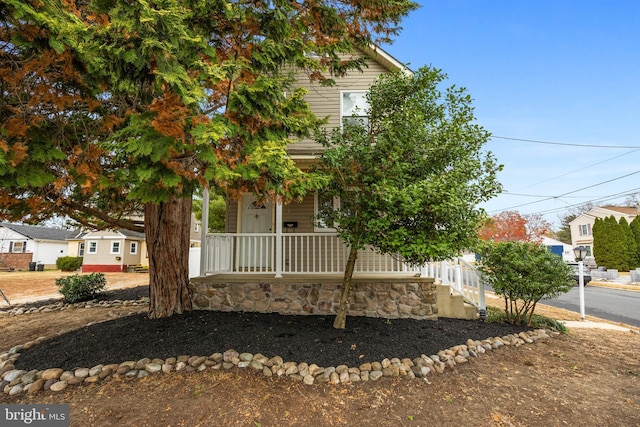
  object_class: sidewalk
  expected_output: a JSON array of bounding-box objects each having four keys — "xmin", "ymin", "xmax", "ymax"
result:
[
  {"xmin": 561, "ymin": 320, "xmax": 639, "ymax": 332},
  {"xmin": 589, "ymin": 272, "xmax": 640, "ymax": 291}
]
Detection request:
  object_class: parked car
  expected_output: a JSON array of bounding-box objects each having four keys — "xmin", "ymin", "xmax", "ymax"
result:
[{"xmin": 567, "ymin": 262, "xmax": 591, "ymax": 286}]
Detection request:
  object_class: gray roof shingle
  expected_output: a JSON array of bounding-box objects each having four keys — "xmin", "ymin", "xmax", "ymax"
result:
[{"xmin": 0, "ymin": 223, "xmax": 79, "ymax": 242}]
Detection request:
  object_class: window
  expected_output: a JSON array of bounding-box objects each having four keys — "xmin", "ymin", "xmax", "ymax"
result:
[
  {"xmin": 579, "ymin": 224, "xmax": 591, "ymax": 236},
  {"xmin": 9, "ymin": 241, "xmax": 27, "ymax": 253},
  {"xmin": 315, "ymin": 189, "xmax": 340, "ymax": 231},
  {"xmin": 87, "ymin": 241, "xmax": 98, "ymax": 254},
  {"xmin": 130, "ymin": 241, "xmax": 138, "ymax": 255},
  {"xmin": 78, "ymin": 242, "xmax": 85, "ymax": 257},
  {"xmin": 110, "ymin": 241, "xmax": 121, "ymax": 254},
  {"xmin": 194, "ymin": 222, "xmax": 200, "ymax": 232},
  {"xmin": 341, "ymin": 91, "xmax": 369, "ymax": 127}
]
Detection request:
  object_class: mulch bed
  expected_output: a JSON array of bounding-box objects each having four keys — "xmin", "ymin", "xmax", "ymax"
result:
[{"xmin": 14, "ymin": 286, "xmax": 531, "ymax": 371}]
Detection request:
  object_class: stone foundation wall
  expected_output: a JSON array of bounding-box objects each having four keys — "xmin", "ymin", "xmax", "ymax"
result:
[{"xmin": 190, "ymin": 277, "xmax": 438, "ymax": 320}]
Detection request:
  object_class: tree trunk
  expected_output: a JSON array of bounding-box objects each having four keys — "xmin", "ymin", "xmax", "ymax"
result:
[
  {"xmin": 144, "ymin": 194, "xmax": 193, "ymax": 319},
  {"xmin": 333, "ymin": 245, "xmax": 359, "ymax": 329}
]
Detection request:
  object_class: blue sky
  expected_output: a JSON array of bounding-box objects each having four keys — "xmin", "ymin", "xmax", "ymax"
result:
[{"xmin": 381, "ymin": 1, "xmax": 640, "ymax": 228}]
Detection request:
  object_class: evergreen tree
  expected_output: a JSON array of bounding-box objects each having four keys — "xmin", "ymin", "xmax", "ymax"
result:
[
  {"xmin": 630, "ymin": 216, "xmax": 640, "ymax": 268},
  {"xmin": 607, "ymin": 216, "xmax": 624, "ymax": 270},
  {"xmin": 592, "ymin": 218, "xmax": 606, "ymax": 267},
  {"xmin": 618, "ymin": 217, "xmax": 635, "ymax": 271},
  {"xmin": 1, "ymin": 0, "xmax": 418, "ymax": 318}
]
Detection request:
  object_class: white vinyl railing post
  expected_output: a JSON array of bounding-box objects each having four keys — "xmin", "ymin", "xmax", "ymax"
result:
[
  {"xmin": 454, "ymin": 264, "xmax": 463, "ymax": 296},
  {"xmin": 275, "ymin": 200, "xmax": 283, "ymax": 278},
  {"xmin": 440, "ymin": 261, "xmax": 448, "ymax": 285},
  {"xmin": 199, "ymin": 188, "xmax": 209, "ymax": 276}
]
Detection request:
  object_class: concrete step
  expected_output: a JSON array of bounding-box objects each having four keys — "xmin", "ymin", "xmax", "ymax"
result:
[{"xmin": 435, "ymin": 284, "xmax": 478, "ymax": 320}]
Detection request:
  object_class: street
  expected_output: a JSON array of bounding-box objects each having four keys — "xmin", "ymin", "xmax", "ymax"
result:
[{"xmin": 543, "ymin": 285, "xmax": 640, "ymax": 328}]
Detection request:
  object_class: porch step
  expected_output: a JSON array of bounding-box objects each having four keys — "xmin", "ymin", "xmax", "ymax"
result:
[
  {"xmin": 127, "ymin": 264, "xmax": 149, "ymax": 273},
  {"xmin": 436, "ymin": 284, "xmax": 479, "ymax": 320}
]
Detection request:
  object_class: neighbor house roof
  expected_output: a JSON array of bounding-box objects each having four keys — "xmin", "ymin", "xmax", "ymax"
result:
[
  {"xmin": 0, "ymin": 223, "xmax": 77, "ymax": 242},
  {"xmin": 118, "ymin": 229, "xmax": 146, "ymax": 239},
  {"xmin": 599, "ymin": 205, "xmax": 640, "ymax": 216},
  {"xmin": 82, "ymin": 228, "xmax": 145, "ymax": 240}
]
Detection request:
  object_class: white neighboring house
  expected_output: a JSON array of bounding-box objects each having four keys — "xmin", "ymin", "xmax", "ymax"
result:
[
  {"xmin": 0, "ymin": 222, "xmax": 76, "ymax": 269},
  {"xmin": 542, "ymin": 236, "xmax": 575, "ymax": 262},
  {"xmin": 570, "ymin": 205, "xmax": 640, "ymax": 257}
]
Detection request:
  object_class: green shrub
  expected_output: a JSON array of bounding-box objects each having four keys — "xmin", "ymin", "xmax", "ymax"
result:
[
  {"xmin": 478, "ymin": 241, "xmax": 574, "ymax": 327},
  {"xmin": 485, "ymin": 306, "xmax": 567, "ymax": 333},
  {"xmin": 56, "ymin": 256, "xmax": 83, "ymax": 271},
  {"xmin": 56, "ymin": 273, "xmax": 106, "ymax": 303}
]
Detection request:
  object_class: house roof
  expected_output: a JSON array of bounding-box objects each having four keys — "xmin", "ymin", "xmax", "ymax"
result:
[
  {"xmin": 83, "ymin": 228, "xmax": 145, "ymax": 240},
  {"xmin": 361, "ymin": 44, "xmax": 412, "ymax": 74},
  {"xmin": 118, "ymin": 229, "xmax": 146, "ymax": 239},
  {"xmin": 569, "ymin": 205, "xmax": 639, "ymax": 224},
  {"xmin": 0, "ymin": 222, "xmax": 78, "ymax": 242},
  {"xmin": 599, "ymin": 205, "xmax": 640, "ymax": 215}
]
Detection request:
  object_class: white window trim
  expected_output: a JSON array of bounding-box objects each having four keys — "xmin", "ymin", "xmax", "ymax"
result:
[
  {"xmin": 110, "ymin": 241, "xmax": 121, "ymax": 254},
  {"xmin": 130, "ymin": 241, "xmax": 138, "ymax": 255},
  {"xmin": 78, "ymin": 242, "xmax": 85, "ymax": 257},
  {"xmin": 340, "ymin": 90, "xmax": 369, "ymax": 129},
  {"xmin": 10, "ymin": 241, "xmax": 27, "ymax": 253},
  {"xmin": 87, "ymin": 241, "xmax": 98, "ymax": 254}
]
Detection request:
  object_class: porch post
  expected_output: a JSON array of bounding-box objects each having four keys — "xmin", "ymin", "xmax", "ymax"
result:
[
  {"xmin": 274, "ymin": 199, "xmax": 283, "ymax": 278},
  {"xmin": 199, "ymin": 188, "xmax": 209, "ymax": 276}
]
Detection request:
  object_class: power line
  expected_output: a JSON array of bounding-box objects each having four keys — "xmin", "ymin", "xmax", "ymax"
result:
[
  {"xmin": 533, "ymin": 187, "xmax": 640, "ymax": 216},
  {"xmin": 513, "ymin": 148, "xmax": 640, "ymax": 191},
  {"xmin": 492, "ymin": 135, "xmax": 640, "ymax": 149},
  {"xmin": 491, "ymin": 170, "xmax": 640, "ymax": 212},
  {"xmin": 503, "ymin": 192, "xmax": 593, "ymax": 198}
]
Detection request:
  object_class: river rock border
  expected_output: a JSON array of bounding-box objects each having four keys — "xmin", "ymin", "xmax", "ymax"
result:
[{"xmin": 0, "ymin": 298, "xmax": 557, "ymax": 396}]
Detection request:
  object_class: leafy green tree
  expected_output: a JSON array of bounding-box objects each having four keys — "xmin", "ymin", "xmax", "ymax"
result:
[
  {"xmin": 317, "ymin": 66, "xmax": 502, "ymax": 329},
  {"xmin": 1, "ymin": 0, "xmax": 417, "ymax": 317},
  {"xmin": 478, "ymin": 241, "xmax": 573, "ymax": 326},
  {"xmin": 193, "ymin": 193, "xmax": 226, "ymax": 233}
]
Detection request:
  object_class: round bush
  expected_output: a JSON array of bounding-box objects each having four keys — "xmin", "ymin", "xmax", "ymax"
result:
[{"xmin": 56, "ymin": 273, "xmax": 106, "ymax": 303}]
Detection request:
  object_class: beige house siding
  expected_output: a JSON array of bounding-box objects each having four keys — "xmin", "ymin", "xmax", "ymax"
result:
[
  {"xmin": 122, "ymin": 239, "xmax": 142, "ymax": 265},
  {"xmin": 225, "ymin": 198, "xmax": 239, "ymax": 233},
  {"xmin": 227, "ymin": 194, "xmax": 319, "ymax": 234},
  {"xmin": 140, "ymin": 241, "xmax": 149, "ymax": 267},
  {"xmin": 81, "ymin": 230, "xmax": 146, "ymax": 272},
  {"xmin": 288, "ymin": 55, "xmax": 391, "ymax": 155},
  {"xmin": 282, "ymin": 194, "xmax": 316, "ymax": 233},
  {"xmin": 66, "ymin": 240, "xmax": 83, "ymax": 258},
  {"xmin": 84, "ymin": 239, "xmax": 119, "ymax": 264}
]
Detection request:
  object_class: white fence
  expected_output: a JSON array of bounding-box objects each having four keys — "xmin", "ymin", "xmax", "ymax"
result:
[{"xmin": 201, "ymin": 233, "xmax": 484, "ymax": 311}]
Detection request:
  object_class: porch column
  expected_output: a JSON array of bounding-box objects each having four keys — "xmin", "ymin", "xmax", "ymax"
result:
[
  {"xmin": 275, "ymin": 199, "xmax": 283, "ymax": 278},
  {"xmin": 199, "ymin": 188, "xmax": 209, "ymax": 276}
]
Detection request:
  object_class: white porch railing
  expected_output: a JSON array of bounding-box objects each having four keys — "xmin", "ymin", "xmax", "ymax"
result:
[
  {"xmin": 202, "ymin": 232, "xmax": 485, "ymax": 312},
  {"xmin": 425, "ymin": 258, "xmax": 486, "ymax": 314}
]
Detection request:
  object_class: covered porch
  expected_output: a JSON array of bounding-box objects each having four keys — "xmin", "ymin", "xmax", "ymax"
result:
[{"xmin": 196, "ymin": 193, "xmax": 486, "ymax": 318}]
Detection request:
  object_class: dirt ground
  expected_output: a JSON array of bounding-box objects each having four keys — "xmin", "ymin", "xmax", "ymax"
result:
[
  {"xmin": 0, "ymin": 270, "xmax": 148, "ymax": 305},
  {"xmin": 1, "ymin": 272, "xmax": 639, "ymax": 427}
]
